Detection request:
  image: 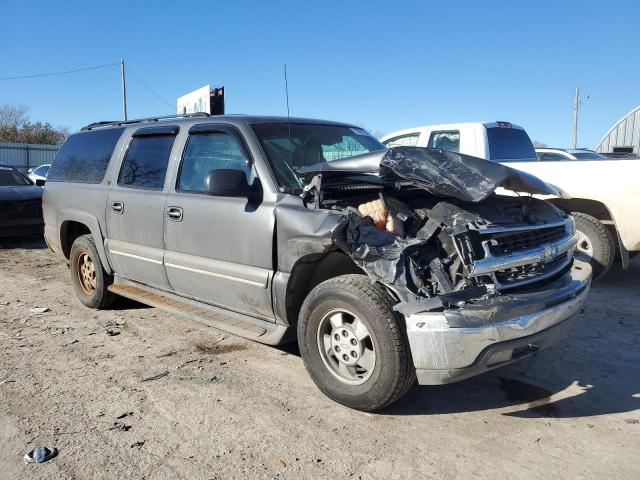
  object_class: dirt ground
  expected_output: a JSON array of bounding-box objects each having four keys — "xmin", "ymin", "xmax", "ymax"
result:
[{"xmin": 0, "ymin": 238, "xmax": 638, "ymax": 480}]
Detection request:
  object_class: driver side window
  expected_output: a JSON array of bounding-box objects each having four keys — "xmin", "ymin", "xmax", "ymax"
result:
[{"xmin": 178, "ymin": 132, "xmax": 252, "ymax": 193}]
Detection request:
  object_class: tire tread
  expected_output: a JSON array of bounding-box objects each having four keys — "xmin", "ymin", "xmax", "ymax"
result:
[
  {"xmin": 572, "ymin": 212, "xmax": 615, "ymax": 279},
  {"xmin": 298, "ymin": 274, "xmax": 416, "ymax": 411}
]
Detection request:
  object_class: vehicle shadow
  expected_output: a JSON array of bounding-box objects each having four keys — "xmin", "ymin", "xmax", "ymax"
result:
[
  {"xmin": 109, "ymin": 297, "xmax": 152, "ymax": 311},
  {"xmin": 0, "ymin": 236, "xmax": 46, "ymax": 250},
  {"xmin": 381, "ymin": 258, "xmax": 640, "ymax": 418}
]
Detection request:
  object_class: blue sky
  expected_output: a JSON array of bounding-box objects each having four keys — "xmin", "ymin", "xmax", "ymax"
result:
[{"xmin": 1, "ymin": 0, "xmax": 638, "ymax": 148}]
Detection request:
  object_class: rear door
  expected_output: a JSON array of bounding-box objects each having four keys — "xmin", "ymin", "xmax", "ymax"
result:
[
  {"xmin": 162, "ymin": 123, "xmax": 275, "ymax": 320},
  {"xmin": 105, "ymin": 126, "xmax": 178, "ymax": 289}
]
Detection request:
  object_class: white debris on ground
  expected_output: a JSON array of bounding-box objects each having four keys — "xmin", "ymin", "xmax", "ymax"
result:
[{"xmin": 0, "ymin": 238, "xmax": 639, "ymax": 479}]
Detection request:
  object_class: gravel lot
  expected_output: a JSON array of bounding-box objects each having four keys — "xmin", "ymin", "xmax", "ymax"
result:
[{"xmin": 1, "ymin": 238, "xmax": 639, "ymax": 479}]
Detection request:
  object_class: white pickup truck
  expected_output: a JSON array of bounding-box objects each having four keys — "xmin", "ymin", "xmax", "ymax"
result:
[{"xmin": 380, "ymin": 122, "xmax": 640, "ymax": 278}]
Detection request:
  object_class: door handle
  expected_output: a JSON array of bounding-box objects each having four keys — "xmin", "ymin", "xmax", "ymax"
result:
[
  {"xmin": 166, "ymin": 206, "xmax": 183, "ymax": 222},
  {"xmin": 111, "ymin": 201, "xmax": 124, "ymax": 214}
]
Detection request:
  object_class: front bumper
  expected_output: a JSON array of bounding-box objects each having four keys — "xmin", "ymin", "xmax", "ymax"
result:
[
  {"xmin": 405, "ymin": 260, "xmax": 591, "ymax": 385},
  {"xmin": 0, "ymin": 222, "xmax": 43, "ymax": 238}
]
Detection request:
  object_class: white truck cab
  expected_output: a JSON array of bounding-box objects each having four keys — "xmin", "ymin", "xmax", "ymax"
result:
[
  {"xmin": 381, "ymin": 122, "xmax": 640, "ymax": 278},
  {"xmin": 381, "ymin": 121, "xmax": 537, "ymax": 163}
]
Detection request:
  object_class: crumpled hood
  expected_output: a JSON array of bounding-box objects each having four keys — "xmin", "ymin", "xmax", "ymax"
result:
[
  {"xmin": 301, "ymin": 146, "xmax": 564, "ymax": 202},
  {"xmin": 0, "ymin": 185, "xmax": 43, "ymax": 202}
]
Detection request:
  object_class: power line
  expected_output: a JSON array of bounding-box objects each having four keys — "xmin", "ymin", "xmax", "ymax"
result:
[
  {"xmin": 1, "ymin": 59, "xmax": 174, "ymax": 115},
  {"xmin": 0, "ymin": 62, "xmax": 119, "ymax": 80},
  {"xmin": 125, "ymin": 65, "xmax": 174, "ymax": 111}
]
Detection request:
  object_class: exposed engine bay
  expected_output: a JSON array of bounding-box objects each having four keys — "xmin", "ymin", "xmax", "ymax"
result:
[{"xmin": 299, "ymin": 147, "xmax": 578, "ymax": 315}]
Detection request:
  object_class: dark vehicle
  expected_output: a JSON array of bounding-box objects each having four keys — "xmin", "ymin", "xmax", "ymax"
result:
[
  {"xmin": 535, "ymin": 148, "xmax": 610, "ymax": 161},
  {"xmin": 599, "ymin": 152, "xmax": 640, "ymax": 160},
  {"xmin": 43, "ymin": 114, "xmax": 591, "ymax": 411},
  {"xmin": 0, "ymin": 163, "xmax": 43, "ymax": 238}
]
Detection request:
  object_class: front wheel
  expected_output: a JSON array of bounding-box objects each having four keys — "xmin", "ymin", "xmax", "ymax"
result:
[
  {"xmin": 297, "ymin": 275, "xmax": 416, "ymax": 411},
  {"xmin": 572, "ymin": 212, "xmax": 615, "ymax": 279}
]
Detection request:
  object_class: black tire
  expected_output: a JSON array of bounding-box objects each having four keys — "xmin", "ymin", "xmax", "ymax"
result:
[
  {"xmin": 69, "ymin": 234, "xmax": 116, "ymax": 309},
  {"xmin": 572, "ymin": 212, "xmax": 615, "ymax": 279},
  {"xmin": 297, "ymin": 274, "xmax": 416, "ymax": 411}
]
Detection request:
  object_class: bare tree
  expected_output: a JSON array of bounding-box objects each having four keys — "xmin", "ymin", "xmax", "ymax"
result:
[
  {"xmin": 0, "ymin": 103, "xmax": 29, "ymax": 128},
  {"xmin": 0, "ymin": 103, "xmax": 68, "ymax": 144},
  {"xmin": 532, "ymin": 140, "xmax": 548, "ymax": 148}
]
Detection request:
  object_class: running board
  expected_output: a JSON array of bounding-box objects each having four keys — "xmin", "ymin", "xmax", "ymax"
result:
[{"xmin": 108, "ymin": 277, "xmax": 291, "ymax": 345}]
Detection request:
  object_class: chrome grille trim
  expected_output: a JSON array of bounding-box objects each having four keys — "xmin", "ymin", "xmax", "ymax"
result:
[
  {"xmin": 466, "ymin": 218, "xmax": 577, "ymax": 289},
  {"xmin": 492, "ymin": 252, "xmax": 573, "ymax": 290},
  {"xmin": 470, "ymin": 232, "xmax": 577, "ymax": 276}
]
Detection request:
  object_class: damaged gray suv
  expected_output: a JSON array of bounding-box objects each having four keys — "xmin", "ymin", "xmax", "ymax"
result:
[{"xmin": 43, "ymin": 114, "xmax": 591, "ymax": 411}]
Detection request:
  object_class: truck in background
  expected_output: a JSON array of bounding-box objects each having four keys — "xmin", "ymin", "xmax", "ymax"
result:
[{"xmin": 381, "ymin": 122, "xmax": 640, "ymax": 278}]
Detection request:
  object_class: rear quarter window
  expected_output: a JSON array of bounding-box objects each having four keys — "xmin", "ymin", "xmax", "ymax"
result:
[{"xmin": 48, "ymin": 128, "xmax": 124, "ymax": 183}]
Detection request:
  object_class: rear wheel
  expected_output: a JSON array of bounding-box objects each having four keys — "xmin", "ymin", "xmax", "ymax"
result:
[
  {"xmin": 70, "ymin": 234, "xmax": 116, "ymax": 309},
  {"xmin": 298, "ymin": 275, "xmax": 416, "ymax": 411},
  {"xmin": 572, "ymin": 212, "xmax": 615, "ymax": 279}
]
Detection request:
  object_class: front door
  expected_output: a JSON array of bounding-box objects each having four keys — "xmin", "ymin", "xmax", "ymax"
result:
[
  {"xmin": 105, "ymin": 126, "xmax": 178, "ymax": 289},
  {"xmin": 163, "ymin": 124, "xmax": 275, "ymax": 320}
]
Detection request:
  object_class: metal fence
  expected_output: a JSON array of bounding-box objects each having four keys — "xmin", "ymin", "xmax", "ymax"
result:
[{"xmin": 0, "ymin": 141, "xmax": 59, "ymax": 173}]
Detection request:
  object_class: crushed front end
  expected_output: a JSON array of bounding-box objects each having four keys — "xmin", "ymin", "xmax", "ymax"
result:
[{"xmin": 301, "ymin": 146, "xmax": 592, "ymax": 384}]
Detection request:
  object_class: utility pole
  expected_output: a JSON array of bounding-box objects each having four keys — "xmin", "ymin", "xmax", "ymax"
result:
[
  {"xmin": 572, "ymin": 87, "xmax": 579, "ymax": 148},
  {"xmin": 120, "ymin": 58, "xmax": 128, "ymax": 121}
]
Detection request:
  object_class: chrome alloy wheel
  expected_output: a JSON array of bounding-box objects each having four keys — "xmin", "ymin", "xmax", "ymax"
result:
[
  {"xmin": 317, "ymin": 309, "xmax": 376, "ymax": 385},
  {"xmin": 576, "ymin": 229, "xmax": 594, "ymax": 258},
  {"xmin": 77, "ymin": 253, "xmax": 97, "ymax": 295}
]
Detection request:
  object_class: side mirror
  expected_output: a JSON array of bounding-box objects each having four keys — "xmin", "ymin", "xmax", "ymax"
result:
[
  {"xmin": 35, "ymin": 179, "xmax": 46, "ymax": 187},
  {"xmin": 203, "ymin": 169, "xmax": 257, "ymax": 198},
  {"xmin": 27, "ymin": 168, "xmax": 34, "ymax": 174}
]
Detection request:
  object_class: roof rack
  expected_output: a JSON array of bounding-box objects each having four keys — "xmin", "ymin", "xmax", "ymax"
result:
[{"xmin": 81, "ymin": 112, "xmax": 211, "ymax": 131}]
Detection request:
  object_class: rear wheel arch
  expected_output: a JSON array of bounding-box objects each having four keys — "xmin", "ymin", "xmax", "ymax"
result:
[
  {"xmin": 60, "ymin": 220, "xmax": 91, "ymax": 258},
  {"xmin": 58, "ymin": 212, "xmax": 112, "ymax": 274}
]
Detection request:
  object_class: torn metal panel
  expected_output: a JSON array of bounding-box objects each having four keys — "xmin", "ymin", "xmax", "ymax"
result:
[
  {"xmin": 300, "ymin": 146, "xmax": 564, "ymax": 202},
  {"xmin": 380, "ymin": 147, "xmax": 564, "ymax": 202},
  {"xmin": 274, "ymin": 193, "xmax": 342, "ymax": 273},
  {"xmin": 331, "ymin": 211, "xmax": 428, "ymax": 291},
  {"xmin": 289, "ymin": 145, "xmax": 577, "ymax": 319}
]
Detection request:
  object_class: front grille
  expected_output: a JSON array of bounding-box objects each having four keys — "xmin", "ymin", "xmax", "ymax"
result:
[
  {"xmin": 0, "ymin": 199, "xmax": 42, "ymax": 223},
  {"xmin": 486, "ymin": 225, "xmax": 567, "ymax": 256},
  {"xmin": 495, "ymin": 253, "xmax": 568, "ymax": 285}
]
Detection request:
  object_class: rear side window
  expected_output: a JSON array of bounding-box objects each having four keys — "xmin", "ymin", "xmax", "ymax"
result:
[
  {"xmin": 427, "ymin": 130, "xmax": 460, "ymax": 152},
  {"xmin": 118, "ymin": 134, "xmax": 176, "ymax": 190},
  {"xmin": 48, "ymin": 128, "xmax": 124, "ymax": 183},
  {"xmin": 178, "ymin": 132, "xmax": 252, "ymax": 193},
  {"xmin": 486, "ymin": 127, "xmax": 536, "ymax": 161}
]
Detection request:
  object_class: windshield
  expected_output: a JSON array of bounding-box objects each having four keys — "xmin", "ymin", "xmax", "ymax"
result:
[
  {"xmin": 0, "ymin": 166, "xmax": 31, "ymax": 186},
  {"xmin": 486, "ymin": 127, "xmax": 537, "ymax": 161},
  {"xmin": 252, "ymin": 123, "xmax": 386, "ymax": 188},
  {"xmin": 33, "ymin": 165, "xmax": 50, "ymax": 176},
  {"xmin": 571, "ymin": 151, "xmax": 608, "ymax": 160}
]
